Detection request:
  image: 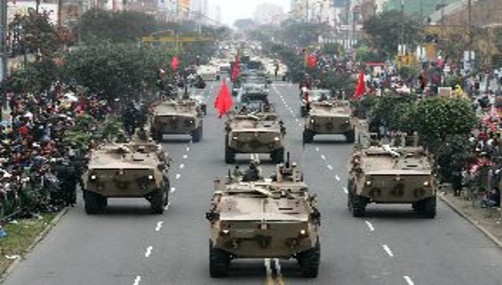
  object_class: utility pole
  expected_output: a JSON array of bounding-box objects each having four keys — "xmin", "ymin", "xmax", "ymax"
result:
[
  {"xmin": 0, "ymin": 0, "xmax": 7, "ymax": 118},
  {"xmin": 345, "ymin": 0, "xmax": 350, "ymax": 50},
  {"xmin": 57, "ymin": 0, "xmax": 62, "ymax": 27},
  {"xmin": 399, "ymin": 0, "xmax": 404, "ymax": 54}
]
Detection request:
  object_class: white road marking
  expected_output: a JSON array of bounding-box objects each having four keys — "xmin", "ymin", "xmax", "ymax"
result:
[
  {"xmin": 132, "ymin": 275, "xmax": 141, "ymax": 285},
  {"xmin": 315, "ymin": 147, "xmax": 319, "ymax": 152},
  {"xmin": 186, "ymin": 147, "xmax": 190, "ymax": 152},
  {"xmin": 164, "ymin": 202, "xmax": 170, "ymax": 210},
  {"xmin": 170, "ymin": 187, "xmax": 176, "ymax": 193},
  {"xmin": 155, "ymin": 221, "xmax": 163, "ymax": 231},
  {"xmin": 321, "ymin": 154, "xmax": 326, "ymax": 160},
  {"xmin": 403, "ymin": 276, "xmax": 415, "ymax": 285},
  {"xmin": 179, "ymin": 163, "xmax": 185, "ymax": 169},
  {"xmin": 365, "ymin": 221, "xmax": 375, "ymax": 232},
  {"xmin": 264, "ymin": 258, "xmax": 273, "ymax": 282},
  {"xmin": 144, "ymin": 246, "xmax": 153, "ymax": 258},
  {"xmin": 382, "ymin": 244, "xmax": 394, "ymax": 257},
  {"xmin": 342, "ymin": 187, "xmax": 348, "ymax": 194},
  {"xmin": 335, "ymin": 175, "xmax": 340, "ymax": 181},
  {"xmin": 274, "ymin": 258, "xmax": 285, "ymax": 284},
  {"xmin": 183, "ymin": 154, "xmax": 188, "ymax": 159},
  {"xmin": 176, "ymin": 174, "xmax": 181, "ymax": 180},
  {"xmin": 327, "ymin": 165, "xmax": 333, "ymax": 171}
]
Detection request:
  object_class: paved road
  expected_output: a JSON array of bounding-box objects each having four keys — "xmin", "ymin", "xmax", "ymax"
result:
[{"xmin": 3, "ymin": 80, "xmax": 502, "ymax": 285}]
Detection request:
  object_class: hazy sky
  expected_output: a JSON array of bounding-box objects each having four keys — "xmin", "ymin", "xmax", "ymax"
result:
[{"xmin": 214, "ymin": 0, "xmax": 291, "ymax": 26}]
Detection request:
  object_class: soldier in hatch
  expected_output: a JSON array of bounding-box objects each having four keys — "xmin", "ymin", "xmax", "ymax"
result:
[{"xmin": 241, "ymin": 160, "xmax": 260, "ymax": 182}]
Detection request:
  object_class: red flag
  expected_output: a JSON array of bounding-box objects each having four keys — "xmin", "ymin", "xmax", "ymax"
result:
[
  {"xmin": 231, "ymin": 53, "xmax": 240, "ymax": 81},
  {"xmin": 354, "ymin": 70, "xmax": 366, "ymax": 99},
  {"xmin": 307, "ymin": 54, "xmax": 317, "ymax": 68},
  {"xmin": 171, "ymin": 56, "xmax": 179, "ymax": 71},
  {"xmin": 214, "ymin": 81, "xmax": 233, "ymax": 118}
]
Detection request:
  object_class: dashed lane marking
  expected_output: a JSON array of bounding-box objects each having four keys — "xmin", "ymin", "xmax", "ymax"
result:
[
  {"xmin": 342, "ymin": 187, "xmax": 348, "ymax": 194},
  {"xmin": 179, "ymin": 163, "xmax": 185, "ymax": 169},
  {"xmin": 132, "ymin": 275, "xmax": 141, "ymax": 285},
  {"xmin": 175, "ymin": 174, "xmax": 181, "ymax": 180},
  {"xmin": 170, "ymin": 187, "xmax": 176, "ymax": 193},
  {"xmin": 321, "ymin": 154, "xmax": 326, "ymax": 160},
  {"xmin": 274, "ymin": 258, "xmax": 286, "ymax": 285},
  {"xmin": 382, "ymin": 244, "xmax": 394, "ymax": 257},
  {"xmin": 144, "ymin": 246, "xmax": 153, "ymax": 258},
  {"xmin": 315, "ymin": 147, "xmax": 319, "ymax": 152},
  {"xmin": 403, "ymin": 276, "xmax": 415, "ymax": 285},
  {"xmin": 186, "ymin": 147, "xmax": 190, "ymax": 152},
  {"xmin": 335, "ymin": 175, "xmax": 340, "ymax": 181},
  {"xmin": 183, "ymin": 154, "xmax": 188, "ymax": 159},
  {"xmin": 155, "ymin": 221, "xmax": 163, "ymax": 232},
  {"xmin": 264, "ymin": 258, "xmax": 274, "ymax": 285},
  {"xmin": 327, "ymin": 165, "xmax": 333, "ymax": 171},
  {"xmin": 365, "ymin": 221, "xmax": 375, "ymax": 232}
]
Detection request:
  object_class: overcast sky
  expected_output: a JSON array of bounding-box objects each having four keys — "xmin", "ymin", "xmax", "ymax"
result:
[{"xmin": 214, "ymin": 0, "xmax": 291, "ymax": 26}]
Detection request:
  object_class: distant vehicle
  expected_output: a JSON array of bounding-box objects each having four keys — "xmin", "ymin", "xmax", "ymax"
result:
[
  {"xmin": 83, "ymin": 141, "xmax": 170, "ymax": 214},
  {"xmin": 303, "ymin": 100, "xmax": 355, "ymax": 143},
  {"xmin": 300, "ymin": 89, "xmax": 333, "ymax": 117},
  {"xmin": 347, "ymin": 133, "xmax": 437, "ymax": 218},
  {"xmin": 206, "ymin": 156, "xmax": 321, "ymax": 277}
]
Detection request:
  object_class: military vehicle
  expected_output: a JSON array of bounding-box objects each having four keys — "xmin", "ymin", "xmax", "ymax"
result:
[
  {"xmin": 149, "ymin": 99, "xmax": 204, "ymax": 142},
  {"xmin": 206, "ymin": 155, "xmax": 321, "ymax": 277},
  {"xmin": 224, "ymin": 108, "xmax": 286, "ymax": 164},
  {"xmin": 347, "ymin": 133, "xmax": 437, "ymax": 218},
  {"xmin": 303, "ymin": 100, "xmax": 355, "ymax": 144},
  {"xmin": 300, "ymin": 89, "xmax": 332, "ymax": 117},
  {"xmin": 82, "ymin": 140, "xmax": 170, "ymax": 214}
]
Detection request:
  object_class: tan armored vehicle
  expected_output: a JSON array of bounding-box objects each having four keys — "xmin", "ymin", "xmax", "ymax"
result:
[
  {"xmin": 224, "ymin": 108, "xmax": 286, "ymax": 164},
  {"xmin": 149, "ymin": 99, "xmax": 204, "ymax": 142},
  {"xmin": 303, "ymin": 100, "xmax": 355, "ymax": 144},
  {"xmin": 347, "ymin": 133, "xmax": 436, "ymax": 218},
  {"xmin": 205, "ymin": 157, "xmax": 321, "ymax": 278},
  {"xmin": 83, "ymin": 141, "xmax": 170, "ymax": 214}
]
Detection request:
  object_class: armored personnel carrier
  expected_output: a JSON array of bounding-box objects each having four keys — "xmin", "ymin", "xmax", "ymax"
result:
[
  {"xmin": 300, "ymin": 89, "xmax": 332, "ymax": 117},
  {"xmin": 303, "ymin": 100, "xmax": 355, "ymax": 144},
  {"xmin": 149, "ymin": 99, "xmax": 204, "ymax": 142},
  {"xmin": 206, "ymin": 156, "xmax": 321, "ymax": 277},
  {"xmin": 82, "ymin": 140, "xmax": 170, "ymax": 214},
  {"xmin": 224, "ymin": 108, "xmax": 286, "ymax": 164},
  {"xmin": 347, "ymin": 133, "xmax": 436, "ymax": 218}
]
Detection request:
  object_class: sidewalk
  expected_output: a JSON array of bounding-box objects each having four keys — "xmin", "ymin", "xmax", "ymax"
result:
[{"xmin": 439, "ymin": 186, "xmax": 502, "ymax": 247}]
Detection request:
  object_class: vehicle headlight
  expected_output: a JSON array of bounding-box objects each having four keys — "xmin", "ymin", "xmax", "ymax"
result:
[
  {"xmin": 299, "ymin": 229, "xmax": 307, "ymax": 236},
  {"xmin": 274, "ymin": 137, "xmax": 280, "ymax": 141},
  {"xmin": 90, "ymin": 175, "xmax": 97, "ymax": 180},
  {"xmin": 310, "ymin": 119, "xmax": 315, "ymax": 123},
  {"xmin": 148, "ymin": 175, "xmax": 154, "ymax": 180},
  {"xmin": 365, "ymin": 181, "xmax": 372, "ymax": 186},
  {"xmin": 423, "ymin": 181, "xmax": 430, "ymax": 186}
]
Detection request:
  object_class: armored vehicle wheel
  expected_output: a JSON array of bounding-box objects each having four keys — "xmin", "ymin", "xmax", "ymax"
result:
[
  {"xmin": 209, "ymin": 240, "xmax": 230, "ymax": 277},
  {"xmin": 297, "ymin": 239, "xmax": 320, "ymax": 278},
  {"xmin": 345, "ymin": 128, "xmax": 355, "ymax": 143},
  {"xmin": 83, "ymin": 190, "xmax": 107, "ymax": 214},
  {"xmin": 192, "ymin": 125, "xmax": 203, "ymax": 142},
  {"xmin": 151, "ymin": 189, "xmax": 167, "ymax": 214},
  {"xmin": 419, "ymin": 196, "xmax": 436, "ymax": 218},
  {"xmin": 303, "ymin": 130, "xmax": 314, "ymax": 144},
  {"xmin": 225, "ymin": 143, "xmax": 236, "ymax": 164},
  {"xmin": 270, "ymin": 148, "xmax": 284, "ymax": 163},
  {"xmin": 350, "ymin": 193, "xmax": 366, "ymax": 217}
]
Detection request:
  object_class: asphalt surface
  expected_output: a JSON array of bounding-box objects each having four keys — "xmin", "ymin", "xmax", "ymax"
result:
[{"xmin": 3, "ymin": 79, "xmax": 502, "ymax": 285}]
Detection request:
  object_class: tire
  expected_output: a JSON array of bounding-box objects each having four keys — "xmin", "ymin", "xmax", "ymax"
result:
[
  {"xmin": 83, "ymin": 190, "xmax": 106, "ymax": 214},
  {"xmin": 297, "ymin": 239, "xmax": 320, "ymax": 278},
  {"xmin": 150, "ymin": 189, "xmax": 167, "ymax": 214},
  {"xmin": 419, "ymin": 196, "xmax": 436, "ymax": 218},
  {"xmin": 225, "ymin": 142, "xmax": 236, "ymax": 164},
  {"xmin": 209, "ymin": 240, "xmax": 230, "ymax": 277},
  {"xmin": 192, "ymin": 125, "xmax": 203, "ymax": 142},
  {"xmin": 350, "ymin": 193, "xmax": 366, "ymax": 217},
  {"xmin": 345, "ymin": 128, "xmax": 355, "ymax": 143},
  {"xmin": 303, "ymin": 130, "xmax": 314, "ymax": 144},
  {"xmin": 270, "ymin": 148, "xmax": 284, "ymax": 163}
]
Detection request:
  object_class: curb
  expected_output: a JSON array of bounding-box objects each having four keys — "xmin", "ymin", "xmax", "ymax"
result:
[
  {"xmin": 439, "ymin": 193, "xmax": 502, "ymax": 249},
  {"xmin": 0, "ymin": 207, "xmax": 69, "ymax": 284}
]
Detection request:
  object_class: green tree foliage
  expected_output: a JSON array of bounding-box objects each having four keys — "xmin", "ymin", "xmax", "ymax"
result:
[
  {"xmin": 362, "ymin": 11, "xmax": 422, "ymax": 58},
  {"xmin": 77, "ymin": 9, "xmax": 158, "ymax": 43},
  {"xmin": 3, "ymin": 58, "xmax": 59, "ymax": 93},
  {"xmin": 8, "ymin": 10, "xmax": 59, "ymax": 58},
  {"xmin": 62, "ymin": 42, "xmax": 174, "ymax": 101},
  {"xmin": 278, "ymin": 21, "xmax": 325, "ymax": 47},
  {"xmin": 355, "ymin": 46, "xmax": 386, "ymax": 63},
  {"xmin": 397, "ymin": 65, "xmax": 420, "ymax": 82}
]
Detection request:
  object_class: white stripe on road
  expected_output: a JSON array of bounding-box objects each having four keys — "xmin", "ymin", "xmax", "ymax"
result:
[
  {"xmin": 170, "ymin": 187, "xmax": 176, "ymax": 193},
  {"xmin": 176, "ymin": 174, "xmax": 181, "ymax": 180},
  {"xmin": 342, "ymin": 187, "xmax": 348, "ymax": 194},
  {"xmin": 403, "ymin": 276, "xmax": 415, "ymax": 285},
  {"xmin": 144, "ymin": 246, "xmax": 153, "ymax": 258},
  {"xmin": 183, "ymin": 154, "xmax": 188, "ymax": 159},
  {"xmin": 274, "ymin": 258, "xmax": 285, "ymax": 285},
  {"xmin": 315, "ymin": 147, "xmax": 319, "ymax": 152},
  {"xmin": 132, "ymin": 275, "xmax": 141, "ymax": 285},
  {"xmin": 321, "ymin": 154, "xmax": 326, "ymax": 160},
  {"xmin": 179, "ymin": 163, "xmax": 185, "ymax": 169},
  {"xmin": 186, "ymin": 147, "xmax": 190, "ymax": 152},
  {"xmin": 382, "ymin": 244, "xmax": 394, "ymax": 257},
  {"xmin": 365, "ymin": 221, "xmax": 375, "ymax": 232},
  {"xmin": 327, "ymin": 165, "xmax": 333, "ymax": 171},
  {"xmin": 335, "ymin": 175, "xmax": 340, "ymax": 181},
  {"xmin": 155, "ymin": 221, "xmax": 163, "ymax": 232},
  {"xmin": 264, "ymin": 258, "xmax": 273, "ymax": 283}
]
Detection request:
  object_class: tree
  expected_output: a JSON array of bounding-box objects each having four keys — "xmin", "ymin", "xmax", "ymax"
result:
[
  {"xmin": 363, "ymin": 11, "xmax": 422, "ymax": 58},
  {"xmin": 76, "ymin": 9, "xmax": 158, "ymax": 43}
]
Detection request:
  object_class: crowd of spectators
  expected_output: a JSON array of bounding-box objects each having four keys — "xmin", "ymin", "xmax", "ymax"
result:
[{"xmin": 0, "ymin": 83, "xmax": 110, "ymax": 223}]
